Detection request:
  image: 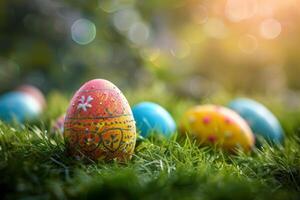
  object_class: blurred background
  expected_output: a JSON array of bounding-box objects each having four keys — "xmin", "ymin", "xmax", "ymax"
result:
[{"xmin": 1, "ymin": 0, "xmax": 300, "ymax": 101}]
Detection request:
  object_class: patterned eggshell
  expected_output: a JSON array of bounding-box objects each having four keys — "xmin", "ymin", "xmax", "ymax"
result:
[
  {"xmin": 181, "ymin": 105, "xmax": 255, "ymax": 153},
  {"xmin": 64, "ymin": 79, "xmax": 136, "ymax": 161},
  {"xmin": 228, "ymin": 98, "xmax": 284, "ymax": 145}
]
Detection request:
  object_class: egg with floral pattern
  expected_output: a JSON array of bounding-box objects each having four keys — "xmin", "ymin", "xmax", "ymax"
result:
[
  {"xmin": 181, "ymin": 105, "xmax": 255, "ymax": 153},
  {"xmin": 64, "ymin": 79, "xmax": 136, "ymax": 161}
]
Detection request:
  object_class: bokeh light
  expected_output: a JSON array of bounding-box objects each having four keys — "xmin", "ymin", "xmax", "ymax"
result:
[
  {"xmin": 112, "ymin": 8, "xmax": 140, "ymax": 32},
  {"xmin": 260, "ymin": 18, "xmax": 282, "ymax": 39},
  {"xmin": 225, "ymin": 0, "xmax": 257, "ymax": 22},
  {"xmin": 71, "ymin": 18, "xmax": 96, "ymax": 45},
  {"xmin": 170, "ymin": 41, "xmax": 191, "ymax": 59},
  {"xmin": 140, "ymin": 48, "xmax": 161, "ymax": 63},
  {"xmin": 99, "ymin": 0, "xmax": 134, "ymax": 13},
  {"xmin": 260, "ymin": 18, "xmax": 281, "ymax": 39},
  {"xmin": 203, "ymin": 18, "xmax": 228, "ymax": 39},
  {"xmin": 1, "ymin": 0, "xmax": 300, "ymax": 94},
  {"xmin": 128, "ymin": 22, "xmax": 150, "ymax": 45}
]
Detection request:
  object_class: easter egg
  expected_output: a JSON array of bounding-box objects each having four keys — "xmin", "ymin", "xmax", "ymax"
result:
[
  {"xmin": 51, "ymin": 114, "xmax": 65, "ymax": 135},
  {"xmin": 0, "ymin": 92, "xmax": 42, "ymax": 123},
  {"xmin": 16, "ymin": 84, "xmax": 46, "ymax": 109},
  {"xmin": 228, "ymin": 98, "xmax": 284, "ymax": 145},
  {"xmin": 64, "ymin": 79, "xmax": 136, "ymax": 161},
  {"xmin": 132, "ymin": 102, "xmax": 176, "ymax": 138},
  {"xmin": 181, "ymin": 105, "xmax": 254, "ymax": 152}
]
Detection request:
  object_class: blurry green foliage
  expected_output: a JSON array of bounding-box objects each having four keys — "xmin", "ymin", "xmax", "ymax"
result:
[{"xmin": 0, "ymin": 0, "xmax": 300, "ymax": 100}]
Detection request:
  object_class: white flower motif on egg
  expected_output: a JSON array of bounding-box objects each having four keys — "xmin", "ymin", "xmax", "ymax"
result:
[
  {"xmin": 64, "ymin": 79, "xmax": 137, "ymax": 161},
  {"xmin": 77, "ymin": 95, "xmax": 94, "ymax": 112}
]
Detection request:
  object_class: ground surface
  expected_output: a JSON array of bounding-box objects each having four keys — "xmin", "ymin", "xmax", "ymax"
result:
[{"xmin": 1, "ymin": 92, "xmax": 300, "ymax": 200}]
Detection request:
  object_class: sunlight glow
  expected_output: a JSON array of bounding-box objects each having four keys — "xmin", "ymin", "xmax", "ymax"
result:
[
  {"xmin": 260, "ymin": 18, "xmax": 281, "ymax": 39},
  {"xmin": 238, "ymin": 34, "xmax": 258, "ymax": 54},
  {"xmin": 203, "ymin": 18, "xmax": 228, "ymax": 39},
  {"xmin": 191, "ymin": 5, "xmax": 208, "ymax": 24},
  {"xmin": 225, "ymin": 0, "xmax": 257, "ymax": 22}
]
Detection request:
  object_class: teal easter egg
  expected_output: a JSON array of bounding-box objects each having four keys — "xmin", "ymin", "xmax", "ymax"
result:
[
  {"xmin": 16, "ymin": 84, "xmax": 46, "ymax": 110},
  {"xmin": 228, "ymin": 98, "xmax": 284, "ymax": 145},
  {"xmin": 0, "ymin": 92, "xmax": 42, "ymax": 123},
  {"xmin": 132, "ymin": 102, "xmax": 176, "ymax": 138}
]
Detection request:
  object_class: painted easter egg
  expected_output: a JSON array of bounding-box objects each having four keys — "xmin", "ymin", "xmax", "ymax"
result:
[
  {"xmin": 132, "ymin": 102, "xmax": 176, "ymax": 138},
  {"xmin": 16, "ymin": 84, "xmax": 46, "ymax": 109},
  {"xmin": 228, "ymin": 98, "xmax": 284, "ymax": 145},
  {"xmin": 181, "ymin": 105, "xmax": 255, "ymax": 152},
  {"xmin": 64, "ymin": 79, "xmax": 136, "ymax": 161},
  {"xmin": 0, "ymin": 92, "xmax": 42, "ymax": 123},
  {"xmin": 51, "ymin": 114, "xmax": 65, "ymax": 135}
]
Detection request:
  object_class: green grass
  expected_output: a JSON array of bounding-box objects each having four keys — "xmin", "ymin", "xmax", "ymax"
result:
[{"xmin": 1, "ymin": 91, "xmax": 300, "ymax": 200}]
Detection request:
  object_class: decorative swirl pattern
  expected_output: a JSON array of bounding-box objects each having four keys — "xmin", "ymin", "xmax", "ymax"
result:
[{"xmin": 64, "ymin": 79, "xmax": 136, "ymax": 161}]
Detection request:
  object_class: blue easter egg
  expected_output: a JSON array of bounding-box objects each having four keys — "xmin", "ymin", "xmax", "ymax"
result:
[
  {"xmin": 228, "ymin": 98, "xmax": 284, "ymax": 145},
  {"xmin": 132, "ymin": 102, "xmax": 176, "ymax": 138},
  {"xmin": 0, "ymin": 92, "xmax": 42, "ymax": 123}
]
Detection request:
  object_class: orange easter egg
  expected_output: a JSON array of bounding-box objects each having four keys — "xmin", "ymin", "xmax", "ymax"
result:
[
  {"xmin": 181, "ymin": 105, "xmax": 254, "ymax": 153},
  {"xmin": 64, "ymin": 79, "xmax": 136, "ymax": 161}
]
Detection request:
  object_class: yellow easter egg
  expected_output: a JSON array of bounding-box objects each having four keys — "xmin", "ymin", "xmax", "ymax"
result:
[{"xmin": 181, "ymin": 105, "xmax": 255, "ymax": 152}]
